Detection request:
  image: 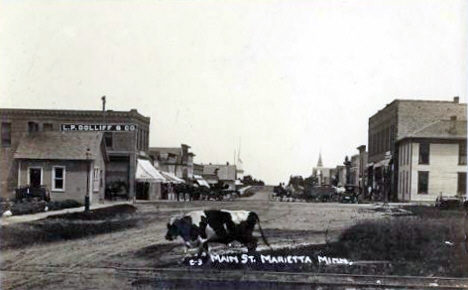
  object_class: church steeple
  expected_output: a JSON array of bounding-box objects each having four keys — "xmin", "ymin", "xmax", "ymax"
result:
[{"xmin": 317, "ymin": 151, "xmax": 323, "ymax": 167}]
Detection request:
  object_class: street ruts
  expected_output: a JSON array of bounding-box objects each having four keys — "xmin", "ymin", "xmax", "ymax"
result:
[{"xmin": 3, "ymin": 265, "xmax": 468, "ymax": 289}]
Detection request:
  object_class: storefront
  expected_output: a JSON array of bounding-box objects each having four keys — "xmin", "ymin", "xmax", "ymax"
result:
[{"xmin": 135, "ymin": 159, "xmax": 165, "ymax": 200}]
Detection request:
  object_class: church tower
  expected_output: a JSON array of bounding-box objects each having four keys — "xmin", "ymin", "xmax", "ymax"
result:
[{"xmin": 317, "ymin": 152, "xmax": 323, "ymax": 168}]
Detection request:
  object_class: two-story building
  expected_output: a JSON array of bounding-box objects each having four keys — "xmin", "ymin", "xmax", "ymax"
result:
[
  {"xmin": 202, "ymin": 163, "xmax": 237, "ymax": 190},
  {"xmin": 368, "ymin": 97, "xmax": 467, "ymax": 201},
  {"xmin": 149, "ymin": 144, "xmax": 194, "ymax": 181},
  {"xmin": 0, "ymin": 108, "xmax": 150, "ymax": 202},
  {"xmin": 397, "ymin": 117, "xmax": 466, "ymax": 201}
]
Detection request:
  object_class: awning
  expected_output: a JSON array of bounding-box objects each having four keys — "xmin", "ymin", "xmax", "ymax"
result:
[
  {"xmin": 136, "ymin": 159, "xmax": 166, "ymax": 182},
  {"xmin": 160, "ymin": 171, "xmax": 185, "ymax": 184},
  {"xmin": 194, "ymin": 175, "xmax": 210, "ymax": 188},
  {"xmin": 235, "ymin": 179, "xmax": 243, "ymax": 186},
  {"xmin": 373, "ymin": 159, "xmax": 391, "ymax": 169}
]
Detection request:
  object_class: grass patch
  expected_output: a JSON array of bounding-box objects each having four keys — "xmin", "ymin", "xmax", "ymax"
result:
[
  {"xmin": 47, "ymin": 204, "xmax": 136, "ymax": 220},
  {"xmin": 3, "ymin": 199, "xmax": 83, "ymax": 216},
  {"xmin": 47, "ymin": 200, "xmax": 82, "ymax": 211},
  {"xmin": 402, "ymin": 205, "xmax": 464, "ymax": 219},
  {"xmin": 0, "ymin": 205, "xmax": 139, "ymax": 250},
  {"xmin": 330, "ymin": 213, "xmax": 468, "ymax": 277}
]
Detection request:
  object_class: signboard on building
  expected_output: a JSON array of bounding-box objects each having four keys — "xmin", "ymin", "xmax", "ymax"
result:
[{"xmin": 61, "ymin": 124, "xmax": 137, "ymax": 131}]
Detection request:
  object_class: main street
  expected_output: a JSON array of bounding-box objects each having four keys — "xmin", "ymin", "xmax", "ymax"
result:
[{"xmin": 0, "ymin": 191, "xmax": 410, "ymax": 289}]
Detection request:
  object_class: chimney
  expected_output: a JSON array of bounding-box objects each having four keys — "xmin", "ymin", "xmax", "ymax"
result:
[{"xmin": 454, "ymin": 96, "xmax": 459, "ymax": 103}]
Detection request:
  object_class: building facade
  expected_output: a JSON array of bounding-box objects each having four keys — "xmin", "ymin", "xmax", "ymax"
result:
[
  {"xmin": 14, "ymin": 132, "xmax": 107, "ymax": 203},
  {"xmin": 368, "ymin": 97, "xmax": 467, "ymax": 201},
  {"xmin": 397, "ymin": 118, "xmax": 466, "ymax": 202},
  {"xmin": 202, "ymin": 163, "xmax": 237, "ymax": 190},
  {"xmin": 1, "ymin": 108, "xmax": 150, "ymax": 201},
  {"xmin": 149, "ymin": 144, "xmax": 195, "ymax": 181}
]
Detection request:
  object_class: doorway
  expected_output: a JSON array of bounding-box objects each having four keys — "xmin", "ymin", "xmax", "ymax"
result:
[{"xmin": 29, "ymin": 167, "xmax": 42, "ymax": 188}]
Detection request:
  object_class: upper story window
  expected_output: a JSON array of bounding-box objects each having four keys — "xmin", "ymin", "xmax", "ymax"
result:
[
  {"xmin": 459, "ymin": 141, "xmax": 467, "ymax": 165},
  {"xmin": 104, "ymin": 132, "xmax": 113, "ymax": 148},
  {"xmin": 28, "ymin": 122, "xmax": 39, "ymax": 133},
  {"xmin": 43, "ymin": 123, "xmax": 53, "ymax": 131},
  {"xmin": 419, "ymin": 142, "xmax": 430, "ymax": 165},
  {"xmin": 1, "ymin": 122, "xmax": 11, "ymax": 147}
]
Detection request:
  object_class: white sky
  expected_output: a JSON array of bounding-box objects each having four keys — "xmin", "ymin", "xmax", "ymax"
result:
[{"xmin": 1, "ymin": 0, "xmax": 466, "ymax": 185}]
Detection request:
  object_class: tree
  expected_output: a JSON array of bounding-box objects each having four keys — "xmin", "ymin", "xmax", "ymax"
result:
[
  {"xmin": 242, "ymin": 175, "xmax": 265, "ymax": 186},
  {"xmin": 288, "ymin": 175, "xmax": 304, "ymax": 190}
]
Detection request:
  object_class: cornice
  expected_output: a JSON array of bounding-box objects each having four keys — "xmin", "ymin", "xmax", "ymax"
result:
[{"xmin": 0, "ymin": 108, "xmax": 150, "ymax": 123}]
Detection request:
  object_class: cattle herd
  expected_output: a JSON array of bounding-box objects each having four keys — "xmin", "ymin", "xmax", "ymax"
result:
[{"xmin": 165, "ymin": 209, "xmax": 270, "ymax": 257}]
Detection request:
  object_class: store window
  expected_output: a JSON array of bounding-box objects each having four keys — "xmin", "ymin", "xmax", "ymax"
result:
[
  {"xmin": 93, "ymin": 167, "xmax": 100, "ymax": 192},
  {"xmin": 418, "ymin": 171, "xmax": 429, "ymax": 194},
  {"xmin": 458, "ymin": 172, "xmax": 466, "ymax": 195},
  {"xmin": 52, "ymin": 166, "xmax": 66, "ymax": 191}
]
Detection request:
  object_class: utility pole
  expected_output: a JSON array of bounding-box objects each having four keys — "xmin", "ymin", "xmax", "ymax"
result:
[
  {"xmin": 101, "ymin": 96, "xmax": 106, "ymax": 124},
  {"xmin": 85, "ymin": 148, "xmax": 91, "ymax": 212}
]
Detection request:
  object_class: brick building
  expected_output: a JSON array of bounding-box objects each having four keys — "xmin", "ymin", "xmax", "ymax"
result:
[
  {"xmin": 368, "ymin": 97, "xmax": 467, "ymax": 201},
  {"xmin": 0, "ymin": 108, "xmax": 150, "ymax": 201}
]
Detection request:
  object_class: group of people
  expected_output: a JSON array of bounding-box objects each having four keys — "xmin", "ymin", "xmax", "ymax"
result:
[
  {"xmin": 161, "ymin": 182, "xmax": 199, "ymax": 201},
  {"xmin": 161, "ymin": 181, "xmax": 240, "ymax": 202}
]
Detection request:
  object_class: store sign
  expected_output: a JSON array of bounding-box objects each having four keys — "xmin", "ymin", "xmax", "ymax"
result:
[{"xmin": 61, "ymin": 124, "xmax": 137, "ymax": 131}]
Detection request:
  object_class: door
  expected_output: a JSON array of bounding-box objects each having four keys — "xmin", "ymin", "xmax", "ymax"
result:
[{"xmin": 29, "ymin": 168, "xmax": 42, "ymax": 188}]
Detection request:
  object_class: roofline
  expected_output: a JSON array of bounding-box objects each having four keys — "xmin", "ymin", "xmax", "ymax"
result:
[
  {"xmin": 14, "ymin": 157, "xmax": 99, "ymax": 161},
  {"xmin": 396, "ymin": 137, "xmax": 467, "ymax": 144},
  {"xmin": 0, "ymin": 108, "xmax": 150, "ymax": 123},
  {"xmin": 149, "ymin": 147, "xmax": 182, "ymax": 151},
  {"xmin": 369, "ymin": 98, "xmax": 466, "ymax": 120},
  {"xmin": 369, "ymin": 100, "xmax": 400, "ymax": 120}
]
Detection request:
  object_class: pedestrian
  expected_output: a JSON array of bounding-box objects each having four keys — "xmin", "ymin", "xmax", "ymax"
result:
[{"xmin": 167, "ymin": 183, "xmax": 173, "ymax": 200}]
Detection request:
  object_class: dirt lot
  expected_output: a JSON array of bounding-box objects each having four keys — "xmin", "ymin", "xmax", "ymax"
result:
[{"xmin": 0, "ymin": 191, "xmax": 398, "ymax": 289}]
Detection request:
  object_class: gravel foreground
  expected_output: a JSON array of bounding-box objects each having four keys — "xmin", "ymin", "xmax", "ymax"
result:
[{"xmin": 0, "ymin": 192, "xmax": 449, "ymax": 289}]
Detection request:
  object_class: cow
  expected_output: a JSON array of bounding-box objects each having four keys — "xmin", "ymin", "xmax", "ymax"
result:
[{"xmin": 165, "ymin": 209, "xmax": 270, "ymax": 256}]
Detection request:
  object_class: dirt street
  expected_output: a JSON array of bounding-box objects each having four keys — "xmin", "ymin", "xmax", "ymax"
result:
[{"xmin": 1, "ymin": 191, "xmax": 388, "ymax": 290}]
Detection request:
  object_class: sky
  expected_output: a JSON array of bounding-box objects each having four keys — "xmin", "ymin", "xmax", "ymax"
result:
[{"xmin": 0, "ymin": 0, "xmax": 466, "ymax": 185}]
